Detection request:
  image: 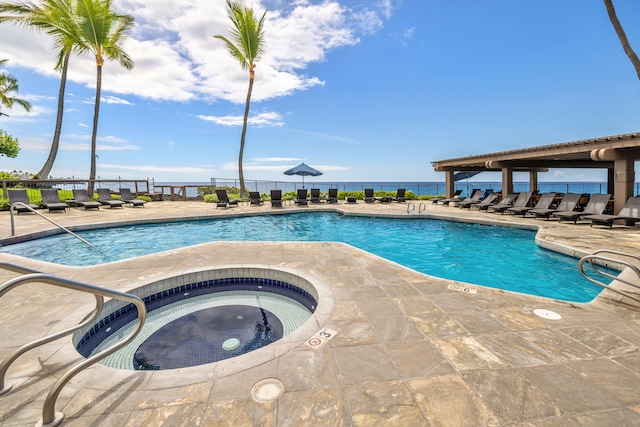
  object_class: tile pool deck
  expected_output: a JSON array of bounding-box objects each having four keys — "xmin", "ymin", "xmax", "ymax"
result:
[{"xmin": 1, "ymin": 200, "xmax": 640, "ymax": 426}]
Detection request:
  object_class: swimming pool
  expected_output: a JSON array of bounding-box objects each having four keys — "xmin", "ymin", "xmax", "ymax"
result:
[{"xmin": 1, "ymin": 212, "xmax": 604, "ymax": 302}]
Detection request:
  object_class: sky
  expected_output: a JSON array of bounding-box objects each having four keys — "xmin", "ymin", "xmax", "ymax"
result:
[{"xmin": 1, "ymin": 0, "xmax": 640, "ymax": 184}]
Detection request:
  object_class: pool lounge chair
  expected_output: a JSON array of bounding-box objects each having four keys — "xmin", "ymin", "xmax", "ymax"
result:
[
  {"xmin": 364, "ymin": 188, "xmax": 376, "ymax": 203},
  {"xmin": 444, "ymin": 189, "xmax": 481, "ymax": 207},
  {"xmin": 119, "ymin": 188, "xmax": 146, "ymax": 207},
  {"xmin": 452, "ymin": 189, "xmax": 484, "ymax": 208},
  {"xmin": 326, "ymin": 188, "xmax": 338, "ymax": 204},
  {"xmin": 552, "ymin": 194, "xmax": 611, "ymax": 223},
  {"xmin": 295, "ymin": 189, "xmax": 308, "ymax": 206},
  {"xmin": 460, "ymin": 193, "xmax": 497, "ymax": 210},
  {"xmin": 392, "ymin": 188, "xmax": 406, "ymax": 203},
  {"xmin": 488, "ymin": 191, "xmax": 531, "ymax": 214},
  {"xmin": 309, "ymin": 188, "xmax": 322, "ymax": 204},
  {"xmin": 270, "ymin": 190, "xmax": 283, "ymax": 208},
  {"xmin": 96, "ymin": 188, "xmax": 126, "ymax": 209},
  {"xmin": 72, "ymin": 189, "xmax": 101, "ymax": 210},
  {"xmin": 584, "ymin": 196, "xmax": 640, "ymax": 228},
  {"xmin": 474, "ymin": 193, "xmax": 516, "ymax": 211},
  {"xmin": 508, "ymin": 192, "xmax": 555, "ymax": 217},
  {"xmin": 530, "ymin": 193, "xmax": 581, "ymax": 220},
  {"xmin": 432, "ymin": 189, "xmax": 462, "ymax": 204},
  {"xmin": 40, "ymin": 189, "xmax": 68, "ymax": 212},
  {"xmin": 8, "ymin": 189, "xmax": 38, "ymax": 214},
  {"xmin": 215, "ymin": 189, "xmax": 239, "ymax": 209},
  {"xmin": 249, "ymin": 191, "xmax": 264, "ymax": 206}
]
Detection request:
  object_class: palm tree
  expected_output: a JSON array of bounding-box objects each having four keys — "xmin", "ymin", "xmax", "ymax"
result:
[
  {"xmin": 72, "ymin": 0, "xmax": 133, "ymax": 193},
  {"xmin": 0, "ymin": 59, "xmax": 32, "ymax": 113},
  {"xmin": 0, "ymin": 0, "xmax": 75, "ymax": 179},
  {"xmin": 603, "ymin": 0, "xmax": 640, "ymax": 80},
  {"xmin": 215, "ymin": 0, "xmax": 266, "ymax": 198}
]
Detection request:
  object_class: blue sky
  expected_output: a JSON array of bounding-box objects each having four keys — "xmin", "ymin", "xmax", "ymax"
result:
[{"xmin": 1, "ymin": 0, "xmax": 639, "ymax": 183}]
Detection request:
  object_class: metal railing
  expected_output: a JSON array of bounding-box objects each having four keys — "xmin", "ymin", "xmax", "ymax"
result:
[
  {"xmin": 579, "ymin": 249, "xmax": 640, "ymax": 304},
  {"xmin": 9, "ymin": 202, "xmax": 95, "ymax": 248},
  {"xmin": 0, "ymin": 262, "xmax": 146, "ymax": 427}
]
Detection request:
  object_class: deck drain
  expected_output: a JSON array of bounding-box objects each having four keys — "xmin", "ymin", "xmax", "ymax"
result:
[
  {"xmin": 533, "ymin": 308, "xmax": 562, "ymax": 320},
  {"xmin": 251, "ymin": 378, "xmax": 284, "ymax": 403},
  {"xmin": 222, "ymin": 338, "xmax": 240, "ymax": 350}
]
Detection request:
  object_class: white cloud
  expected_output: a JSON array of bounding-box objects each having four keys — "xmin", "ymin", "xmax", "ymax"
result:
[
  {"xmin": 101, "ymin": 95, "xmax": 135, "ymax": 105},
  {"xmin": 198, "ymin": 111, "xmax": 284, "ymax": 127}
]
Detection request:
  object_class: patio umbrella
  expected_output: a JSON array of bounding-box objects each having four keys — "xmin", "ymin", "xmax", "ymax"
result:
[{"xmin": 283, "ymin": 163, "xmax": 323, "ymax": 188}]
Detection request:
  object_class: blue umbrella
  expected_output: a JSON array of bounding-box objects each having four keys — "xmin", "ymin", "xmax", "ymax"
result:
[{"xmin": 284, "ymin": 163, "xmax": 323, "ymax": 188}]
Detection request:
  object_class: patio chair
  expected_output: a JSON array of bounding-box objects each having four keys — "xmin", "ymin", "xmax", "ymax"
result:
[
  {"xmin": 270, "ymin": 189, "xmax": 283, "ymax": 208},
  {"xmin": 249, "ymin": 191, "xmax": 264, "ymax": 206},
  {"xmin": 326, "ymin": 188, "xmax": 338, "ymax": 204},
  {"xmin": 295, "ymin": 189, "xmax": 308, "ymax": 206},
  {"xmin": 584, "ymin": 196, "xmax": 640, "ymax": 228},
  {"xmin": 40, "ymin": 189, "xmax": 68, "ymax": 213},
  {"xmin": 392, "ymin": 188, "xmax": 406, "ymax": 203},
  {"xmin": 431, "ymin": 189, "xmax": 462, "ymax": 204},
  {"xmin": 452, "ymin": 189, "xmax": 485, "ymax": 208},
  {"xmin": 507, "ymin": 192, "xmax": 555, "ymax": 217},
  {"xmin": 96, "ymin": 188, "xmax": 126, "ymax": 209},
  {"xmin": 552, "ymin": 194, "xmax": 611, "ymax": 223},
  {"xmin": 487, "ymin": 191, "xmax": 531, "ymax": 214},
  {"xmin": 72, "ymin": 189, "xmax": 101, "ymax": 210},
  {"xmin": 530, "ymin": 193, "xmax": 581, "ymax": 220},
  {"xmin": 309, "ymin": 188, "xmax": 322, "ymax": 204},
  {"xmin": 444, "ymin": 189, "xmax": 481, "ymax": 207},
  {"xmin": 215, "ymin": 189, "xmax": 239, "ymax": 209},
  {"xmin": 8, "ymin": 189, "xmax": 38, "ymax": 214},
  {"xmin": 119, "ymin": 188, "xmax": 146, "ymax": 207},
  {"xmin": 459, "ymin": 193, "xmax": 497, "ymax": 210},
  {"xmin": 364, "ymin": 188, "xmax": 376, "ymax": 203},
  {"xmin": 474, "ymin": 193, "xmax": 516, "ymax": 211}
]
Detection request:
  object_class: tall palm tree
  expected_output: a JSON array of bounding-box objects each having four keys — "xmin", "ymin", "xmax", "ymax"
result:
[
  {"xmin": 603, "ymin": 0, "xmax": 640, "ymax": 80},
  {"xmin": 0, "ymin": 59, "xmax": 32, "ymax": 113},
  {"xmin": 215, "ymin": 0, "xmax": 266, "ymax": 198},
  {"xmin": 0, "ymin": 0, "xmax": 75, "ymax": 179},
  {"xmin": 72, "ymin": 0, "xmax": 133, "ymax": 193}
]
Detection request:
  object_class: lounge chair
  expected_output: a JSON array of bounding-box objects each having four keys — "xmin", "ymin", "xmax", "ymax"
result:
[
  {"xmin": 552, "ymin": 194, "xmax": 611, "ymax": 223},
  {"xmin": 441, "ymin": 189, "xmax": 481, "ymax": 206},
  {"xmin": 8, "ymin": 189, "xmax": 38, "ymax": 214},
  {"xmin": 96, "ymin": 188, "xmax": 126, "ymax": 209},
  {"xmin": 530, "ymin": 193, "xmax": 581, "ymax": 220},
  {"xmin": 488, "ymin": 191, "xmax": 532, "ymax": 214},
  {"xmin": 474, "ymin": 193, "xmax": 516, "ymax": 211},
  {"xmin": 72, "ymin": 189, "xmax": 101, "ymax": 210},
  {"xmin": 119, "ymin": 188, "xmax": 146, "ymax": 207},
  {"xmin": 249, "ymin": 191, "xmax": 264, "ymax": 206},
  {"xmin": 432, "ymin": 189, "xmax": 462, "ymax": 204},
  {"xmin": 40, "ymin": 189, "xmax": 68, "ymax": 212},
  {"xmin": 508, "ymin": 192, "xmax": 555, "ymax": 217},
  {"xmin": 364, "ymin": 188, "xmax": 376, "ymax": 203},
  {"xmin": 270, "ymin": 189, "xmax": 283, "ymax": 207},
  {"xmin": 460, "ymin": 193, "xmax": 497, "ymax": 210},
  {"xmin": 215, "ymin": 189, "xmax": 239, "ymax": 209},
  {"xmin": 295, "ymin": 189, "xmax": 308, "ymax": 206},
  {"xmin": 584, "ymin": 196, "xmax": 640, "ymax": 228},
  {"xmin": 326, "ymin": 188, "xmax": 338, "ymax": 204},
  {"xmin": 392, "ymin": 188, "xmax": 406, "ymax": 203},
  {"xmin": 452, "ymin": 189, "xmax": 484, "ymax": 208},
  {"xmin": 309, "ymin": 188, "xmax": 322, "ymax": 204}
]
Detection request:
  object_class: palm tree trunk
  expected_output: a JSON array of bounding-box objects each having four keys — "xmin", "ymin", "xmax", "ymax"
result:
[
  {"xmin": 89, "ymin": 63, "xmax": 102, "ymax": 195},
  {"xmin": 239, "ymin": 75, "xmax": 254, "ymax": 198},
  {"xmin": 604, "ymin": 0, "xmax": 640, "ymax": 80},
  {"xmin": 34, "ymin": 52, "xmax": 70, "ymax": 180}
]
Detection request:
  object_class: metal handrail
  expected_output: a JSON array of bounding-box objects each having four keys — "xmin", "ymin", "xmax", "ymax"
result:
[
  {"xmin": 578, "ymin": 249, "xmax": 640, "ymax": 304},
  {"xmin": 418, "ymin": 202, "xmax": 426, "ymax": 214},
  {"xmin": 407, "ymin": 202, "xmax": 415, "ymax": 214},
  {"xmin": 9, "ymin": 202, "xmax": 95, "ymax": 248},
  {"xmin": 0, "ymin": 263, "xmax": 146, "ymax": 427}
]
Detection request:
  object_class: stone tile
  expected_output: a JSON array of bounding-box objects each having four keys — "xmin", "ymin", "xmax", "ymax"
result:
[
  {"xmin": 431, "ymin": 336, "xmax": 507, "ymax": 371},
  {"xmin": 395, "ymin": 295, "xmax": 443, "ymax": 316},
  {"xmin": 571, "ymin": 409, "xmax": 640, "ymax": 427},
  {"xmin": 450, "ymin": 309, "xmax": 511, "ymax": 334},
  {"xmin": 123, "ymin": 403, "xmax": 209, "ymax": 427},
  {"xmin": 564, "ymin": 358, "xmax": 640, "ymax": 405},
  {"xmin": 368, "ymin": 316, "xmax": 425, "ymax": 344},
  {"xmin": 344, "ymin": 380, "xmax": 426, "ymax": 426},
  {"xmin": 134, "ymin": 382, "xmax": 212, "ymax": 409},
  {"xmin": 327, "ymin": 318, "xmax": 379, "ymax": 347},
  {"xmin": 330, "ymin": 301, "xmax": 365, "ymax": 321},
  {"xmin": 560, "ymin": 325, "xmax": 638, "ymax": 357},
  {"xmin": 356, "ymin": 298, "xmax": 405, "ymax": 318},
  {"xmin": 462, "ymin": 369, "xmax": 560, "ymax": 423},
  {"xmin": 63, "ymin": 411, "xmax": 134, "ymax": 427},
  {"xmin": 203, "ymin": 399, "xmax": 276, "ymax": 427},
  {"xmin": 332, "ymin": 344, "xmax": 399, "ymax": 384},
  {"xmin": 277, "ymin": 387, "xmax": 349, "ymax": 427},
  {"xmin": 411, "ymin": 313, "xmax": 467, "ymax": 337},
  {"xmin": 613, "ymin": 350, "xmax": 640, "ymax": 372},
  {"xmin": 210, "ymin": 359, "xmax": 278, "ymax": 401},
  {"xmin": 425, "ymin": 292, "xmax": 478, "ymax": 312},
  {"xmin": 489, "ymin": 308, "xmax": 551, "ymax": 330},
  {"xmin": 408, "ymin": 374, "xmax": 501, "ymax": 427},
  {"xmin": 386, "ymin": 340, "xmax": 445, "ymax": 378},
  {"xmin": 276, "ymin": 347, "xmax": 341, "ymax": 391}
]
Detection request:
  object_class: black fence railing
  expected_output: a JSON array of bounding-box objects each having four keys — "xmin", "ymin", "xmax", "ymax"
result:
[{"xmin": 0, "ymin": 179, "xmax": 150, "ymax": 200}]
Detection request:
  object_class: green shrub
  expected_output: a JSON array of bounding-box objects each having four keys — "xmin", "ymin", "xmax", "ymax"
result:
[
  {"xmin": 136, "ymin": 195, "xmax": 152, "ymax": 202},
  {"xmin": 204, "ymin": 194, "xmax": 216, "ymax": 203}
]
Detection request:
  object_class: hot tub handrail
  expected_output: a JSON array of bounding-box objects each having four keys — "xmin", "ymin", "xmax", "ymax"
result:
[
  {"xmin": 0, "ymin": 265, "xmax": 146, "ymax": 427},
  {"xmin": 9, "ymin": 202, "xmax": 95, "ymax": 248},
  {"xmin": 578, "ymin": 250, "xmax": 640, "ymax": 304}
]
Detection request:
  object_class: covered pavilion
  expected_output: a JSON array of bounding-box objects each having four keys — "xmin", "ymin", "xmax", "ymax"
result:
[{"xmin": 431, "ymin": 132, "xmax": 640, "ymax": 214}]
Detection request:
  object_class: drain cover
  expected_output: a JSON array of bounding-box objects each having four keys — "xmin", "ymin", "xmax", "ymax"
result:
[
  {"xmin": 251, "ymin": 378, "xmax": 284, "ymax": 403},
  {"xmin": 533, "ymin": 308, "xmax": 562, "ymax": 320},
  {"xmin": 222, "ymin": 338, "xmax": 240, "ymax": 350}
]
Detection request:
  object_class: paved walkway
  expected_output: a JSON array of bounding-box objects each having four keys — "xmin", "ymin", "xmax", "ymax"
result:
[{"xmin": 1, "ymin": 200, "xmax": 640, "ymax": 426}]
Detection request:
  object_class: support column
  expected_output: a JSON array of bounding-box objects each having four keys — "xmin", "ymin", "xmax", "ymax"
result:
[
  {"xmin": 613, "ymin": 159, "xmax": 635, "ymax": 213},
  {"xmin": 529, "ymin": 171, "xmax": 538, "ymax": 193},
  {"xmin": 501, "ymin": 167, "xmax": 513, "ymax": 196},
  {"xmin": 445, "ymin": 171, "xmax": 455, "ymax": 198}
]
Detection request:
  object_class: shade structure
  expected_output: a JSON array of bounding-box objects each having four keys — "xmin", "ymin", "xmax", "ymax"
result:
[{"xmin": 283, "ymin": 163, "xmax": 323, "ymax": 188}]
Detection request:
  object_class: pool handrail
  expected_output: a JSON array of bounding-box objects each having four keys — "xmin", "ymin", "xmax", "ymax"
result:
[
  {"xmin": 578, "ymin": 249, "xmax": 640, "ymax": 304},
  {"xmin": 0, "ymin": 262, "xmax": 146, "ymax": 427},
  {"xmin": 9, "ymin": 202, "xmax": 96, "ymax": 248}
]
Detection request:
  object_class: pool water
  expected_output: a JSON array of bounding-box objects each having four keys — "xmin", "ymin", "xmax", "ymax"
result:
[{"xmin": 1, "ymin": 212, "xmax": 605, "ymax": 302}]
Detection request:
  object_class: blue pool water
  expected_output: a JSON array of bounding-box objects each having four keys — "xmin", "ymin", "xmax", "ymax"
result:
[{"xmin": 1, "ymin": 212, "xmax": 605, "ymax": 302}]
